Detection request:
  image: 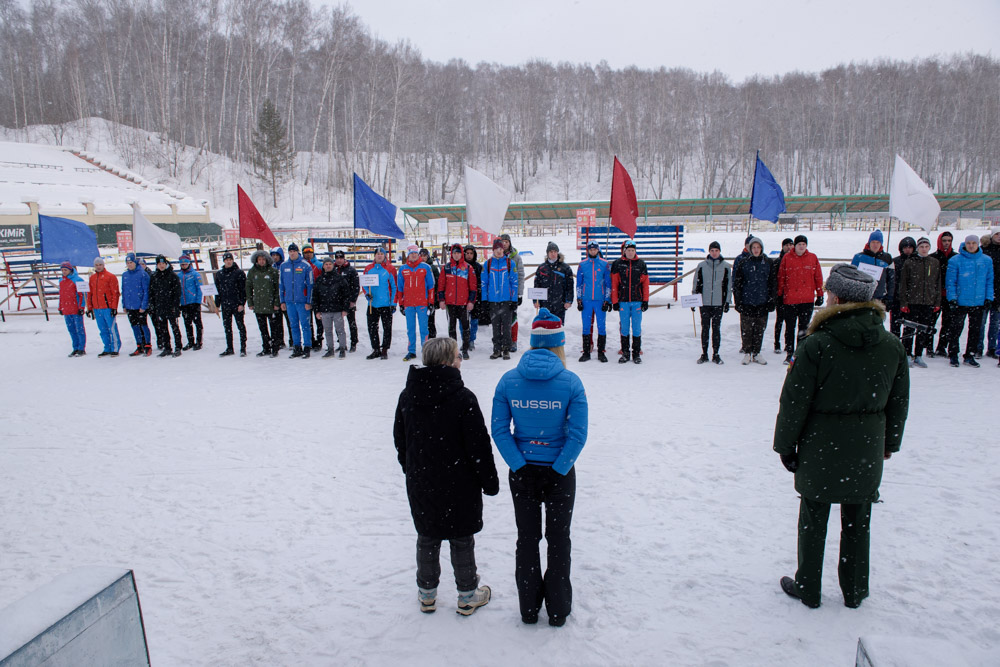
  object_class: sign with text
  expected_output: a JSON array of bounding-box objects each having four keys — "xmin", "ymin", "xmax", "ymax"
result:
[
  {"xmin": 201, "ymin": 283, "xmax": 218, "ymax": 297},
  {"xmin": 76, "ymin": 280, "xmax": 90, "ymax": 293},
  {"xmin": 680, "ymin": 294, "xmax": 703, "ymax": 308},
  {"xmin": 428, "ymin": 218, "xmax": 449, "ymax": 237},
  {"xmin": 575, "ymin": 208, "xmax": 597, "ymax": 249},
  {"xmin": 856, "ymin": 263, "xmax": 884, "ymax": 280},
  {"xmin": 0, "ymin": 223, "xmax": 34, "ymax": 249},
  {"xmin": 359, "ymin": 274, "xmax": 380, "ymax": 287},
  {"xmin": 116, "ymin": 230, "xmax": 133, "ymax": 253},
  {"xmin": 526, "ymin": 287, "xmax": 548, "ymax": 301},
  {"xmin": 224, "ymin": 229, "xmax": 241, "ymax": 248}
]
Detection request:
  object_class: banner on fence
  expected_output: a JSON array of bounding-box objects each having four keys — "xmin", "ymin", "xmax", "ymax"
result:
[
  {"xmin": 575, "ymin": 208, "xmax": 596, "ymax": 249},
  {"xmin": 0, "ymin": 223, "xmax": 34, "ymax": 249},
  {"xmin": 224, "ymin": 229, "xmax": 241, "ymax": 248},
  {"xmin": 116, "ymin": 231, "xmax": 133, "ymax": 253}
]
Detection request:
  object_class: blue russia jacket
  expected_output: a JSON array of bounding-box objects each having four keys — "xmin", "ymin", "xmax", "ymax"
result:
[
  {"xmin": 576, "ymin": 255, "xmax": 611, "ymax": 302},
  {"xmin": 480, "ymin": 256, "xmax": 518, "ymax": 302},
  {"xmin": 946, "ymin": 245, "xmax": 995, "ymax": 306},
  {"xmin": 122, "ymin": 265, "xmax": 150, "ymax": 310},
  {"xmin": 363, "ymin": 261, "xmax": 397, "ymax": 308},
  {"xmin": 280, "ymin": 256, "xmax": 315, "ymax": 304},
  {"xmin": 851, "ymin": 248, "xmax": 895, "ymax": 302},
  {"xmin": 178, "ymin": 267, "xmax": 203, "ymax": 306},
  {"xmin": 491, "ymin": 349, "xmax": 588, "ymax": 475}
]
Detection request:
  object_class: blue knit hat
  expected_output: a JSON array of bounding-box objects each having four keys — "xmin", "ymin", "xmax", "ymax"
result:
[
  {"xmin": 530, "ymin": 308, "xmax": 565, "ymax": 349},
  {"xmin": 869, "ymin": 229, "xmax": 884, "ymax": 244},
  {"xmin": 125, "ymin": 252, "xmax": 137, "ymax": 264}
]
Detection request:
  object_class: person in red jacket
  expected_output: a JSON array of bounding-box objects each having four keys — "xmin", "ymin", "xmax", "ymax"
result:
[
  {"xmin": 610, "ymin": 239, "xmax": 650, "ymax": 364},
  {"xmin": 58, "ymin": 261, "xmax": 87, "ymax": 356},
  {"xmin": 397, "ymin": 245, "xmax": 437, "ymax": 361},
  {"xmin": 438, "ymin": 243, "xmax": 478, "ymax": 359},
  {"xmin": 776, "ymin": 235, "xmax": 824, "ymax": 364},
  {"xmin": 87, "ymin": 256, "xmax": 121, "ymax": 356}
]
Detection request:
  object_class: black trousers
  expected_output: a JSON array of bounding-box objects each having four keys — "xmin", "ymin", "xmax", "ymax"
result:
[
  {"xmin": 309, "ymin": 310, "xmax": 324, "ymax": 345},
  {"xmin": 935, "ymin": 299, "xmax": 954, "ymax": 352},
  {"xmin": 773, "ymin": 303, "xmax": 786, "ymax": 348},
  {"xmin": 889, "ymin": 304, "xmax": 903, "ymax": 339},
  {"xmin": 783, "ymin": 303, "xmax": 814, "ymax": 353},
  {"xmin": 948, "ymin": 305, "xmax": 985, "ymax": 359},
  {"xmin": 254, "ymin": 312, "xmax": 280, "ymax": 352},
  {"xmin": 510, "ymin": 465, "xmax": 576, "ymax": 621},
  {"xmin": 446, "ymin": 304, "xmax": 472, "ymax": 351},
  {"xmin": 346, "ymin": 307, "xmax": 358, "ymax": 345},
  {"xmin": 151, "ymin": 313, "xmax": 183, "ymax": 351},
  {"xmin": 699, "ymin": 306, "xmax": 723, "ymax": 354},
  {"xmin": 739, "ymin": 310, "xmax": 768, "ymax": 355},
  {"xmin": 415, "ymin": 534, "xmax": 478, "ymax": 592},
  {"xmin": 366, "ymin": 306, "xmax": 393, "ymax": 351},
  {"xmin": 427, "ymin": 306, "xmax": 437, "ymax": 338},
  {"xmin": 222, "ymin": 307, "xmax": 247, "ymax": 350},
  {"xmin": 899, "ymin": 305, "xmax": 937, "ymax": 356},
  {"xmin": 273, "ymin": 308, "xmax": 291, "ymax": 347},
  {"xmin": 792, "ymin": 497, "xmax": 872, "ymax": 607},
  {"xmin": 489, "ymin": 302, "xmax": 513, "ymax": 352},
  {"xmin": 180, "ymin": 303, "xmax": 203, "ymax": 345}
]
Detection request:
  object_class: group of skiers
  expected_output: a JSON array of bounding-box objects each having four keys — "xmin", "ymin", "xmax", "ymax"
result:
[{"xmin": 690, "ymin": 228, "xmax": 1000, "ymax": 368}]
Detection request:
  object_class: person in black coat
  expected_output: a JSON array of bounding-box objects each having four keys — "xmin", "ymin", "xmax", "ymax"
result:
[
  {"xmin": 393, "ymin": 337, "xmax": 499, "ymax": 615},
  {"xmin": 313, "ymin": 257, "xmax": 353, "ymax": 357},
  {"xmin": 148, "ymin": 255, "xmax": 184, "ymax": 357},
  {"xmin": 533, "ymin": 242, "xmax": 575, "ymax": 323},
  {"xmin": 733, "ymin": 236, "xmax": 777, "ymax": 364},
  {"xmin": 214, "ymin": 252, "xmax": 248, "ymax": 356},
  {"xmin": 332, "ymin": 251, "xmax": 361, "ymax": 351}
]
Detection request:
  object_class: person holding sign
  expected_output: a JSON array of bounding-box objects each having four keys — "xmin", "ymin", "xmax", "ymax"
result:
[
  {"xmin": 58, "ymin": 261, "xmax": 87, "ymax": 357},
  {"xmin": 610, "ymin": 239, "xmax": 649, "ymax": 364},
  {"xmin": 396, "ymin": 245, "xmax": 436, "ymax": 362},
  {"xmin": 481, "ymin": 239, "xmax": 519, "ymax": 360},
  {"xmin": 776, "ymin": 236, "xmax": 824, "ymax": 365},
  {"xmin": 851, "ymin": 230, "xmax": 895, "ymax": 306},
  {"xmin": 533, "ymin": 242, "xmax": 575, "ymax": 324},
  {"xmin": 576, "ymin": 241, "xmax": 611, "ymax": 363},
  {"xmin": 362, "ymin": 246, "xmax": 396, "ymax": 360},
  {"xmin": 438, "ymin": 243, "xmax": 478, "ymax": 360},
  {"xmin": 692, "ymin": 241, "xmax": 733, "ymax": 365}
]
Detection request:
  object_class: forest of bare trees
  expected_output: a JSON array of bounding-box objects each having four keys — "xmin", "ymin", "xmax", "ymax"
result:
[{"xmin": 2, "ymin": 0, "xmax": 998, "ymax": 208}]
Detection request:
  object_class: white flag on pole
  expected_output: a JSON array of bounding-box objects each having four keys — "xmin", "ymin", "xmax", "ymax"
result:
[
  {"xmin": 132, "ymin": 208, "xmax": 183, "ymax": 258},
  {"xmin": 464, "ymin": 166, "xmax": 511, "ymax": 236},
  {"xmin": 889, "ymin": 155, "xmax": 941, "ymax": 232}
]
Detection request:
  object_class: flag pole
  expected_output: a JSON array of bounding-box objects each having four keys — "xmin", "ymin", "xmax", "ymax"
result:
[
  {"xmin": 746, "ymin": 150, "xmax": 759, "ymax": 237},
  {"xmin": 607, "ymin": 156, "xmax": 616, "ymax": 254}
]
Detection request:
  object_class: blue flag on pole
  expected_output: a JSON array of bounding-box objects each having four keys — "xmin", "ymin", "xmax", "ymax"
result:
[
  {"xmin": 353, "ymin": 174, "xmax": 405, "ymax": 239},
  {"xmin": 749, "ymin": 154, "xmax": 786, "ymax": 222},
  {"xmin": 39, "ymin": 215, "xmax": 100, "ymax": 266}
]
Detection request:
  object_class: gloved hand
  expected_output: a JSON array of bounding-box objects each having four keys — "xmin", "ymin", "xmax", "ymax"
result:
[
  {"xmin": 577, "ymin": 299, "xmax": 584, "ymax": 312},
  {"xmin": 949, "ymin": 300, "xmax": 958, "ymax": 308},
  {"xmin": 815, "ymin": 294, "xmax": 824, "ymax": 307},
  {"xmin": 735, "ymin": 304, "xmax": 743, "ymax": 314},
  {"xmin": 602, "ymin": 302, "xmax": 612, "ymax": 312},
  {"xmin": 722, "ymin": 303, "xmax": 729, "ymax": 313},
  {"xmin": 110, "ymin": 309, "xmax": 117, "ymax": 317},
  {"xmin": 690, "ymin": 307, "xmax": 695, "ymax": 313},
  {"xmin": 780, "ymin": 453, "xmax": 799, "ymax": 473},
  {"xmin": 517, "ymin": 297, "xmax": 522, "ymax": 307},
  {"xmin": 901, "ymin": 306, "xmax": 910, "ymax": 314},
  {"xmin": 509, "ymin": 301, "xmax": 517, "ymax": 313},
  {"xmin": 613, "ymin": 303, "xmax": 620, "ymax": 311},
  {"xmin": 933, "ymin": 306, "xmax": 940, "ymax": 312},
  {"xmin": 86, "ymin": 309, "xmax": 95, "ymax": 320},
  {"xmin": 398, "ymin": 304, "xmax": 405, "ymax": 315},
  {"xmin": 641, "ymin": 301, "xmax": 648, "ymax": 312},
  {"xmin": 766, "ymin": 300, "xmax": 775, "ymax": 312},
  {"xmin": 483, "ymin": 481, "xmax": 499, "ymax": 497},
  {"xmin": 883, "ymin": 450, "xmax": 893, "ymax": 461}
]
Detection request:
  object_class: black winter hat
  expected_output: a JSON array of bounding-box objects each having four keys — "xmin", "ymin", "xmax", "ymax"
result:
[
  {"xmin": 222, "ymin": 251, "xmax": 234, "ymax": 260},
  {"xmin": 744, "ymin": 235, "xmax": 753, "ymax": 246},
  {"xmin": 288, "ymin": 243, "xmax": 299, "ymax": 252},
  {"xmin": 794, "ymin": 235, "xmax": 808, "ymax": 245},
  {"xmin": 334, "ymin": 250, "xmax": 346, "ymax": 258},
  {"xmin": 782, "ymin": 238, "xmax": 794, "ymax": 247},
  {"xmin": 825, "ymin": 264, "xmax": 876, "ymax": 303},
  {"xmin": 546, "ymin": 242, "xmax": 560, "ymax": 253},
  {"xmin": 709, "ymin": 241, "xmax": 721, "ymax": 251},
  {"xmin": 898, "ymin": 236, "xmax": 917, "ymax": 252}
]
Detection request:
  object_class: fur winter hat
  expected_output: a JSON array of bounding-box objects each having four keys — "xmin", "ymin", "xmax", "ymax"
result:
[
  {"xmin": 530, "ymin": 308, "xmax": 565, "ymax": 349},
  {"xmin": 825, "ymin": 263, "xmax": 876, "ymax": 303}
]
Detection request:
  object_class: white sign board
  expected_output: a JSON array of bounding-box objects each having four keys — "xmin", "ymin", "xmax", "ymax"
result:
[
  {"xmin": 359, "ymin": 274, "xmax": 380, "ymax": 287},
  {"xmin": 76, "ymin": 280, "xmax": 90, "ymax": 293},
  {"xmin": 428, "ymin": 218, "xmax": 449, "ymax": 237},
  {"xmin": 856, "ymin": 263, "xmax": 884, "ymax": 280},
  {"xmin": 201, "ymin": 284, "xmax": 218, "ymax": 297},
  {"xmin": 526, "ymin": 287, "xmax": 548, "ymax": 301},
  {"xmin": 681, "ymin": 294, "xmax": 703, "ymax": 308}
]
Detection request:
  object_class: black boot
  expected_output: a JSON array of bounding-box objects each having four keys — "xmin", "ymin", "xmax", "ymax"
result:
[
  {"xmin": 219, "ymin": 348, "xmax": 234, "ymax": 357},
  {"xmin": 302, "ymin": 347, "xmax": 311, "ymax": 359},
  {"xmin": 239, "ymin": 345, "xmax": 246, "ymax": 357},
  {"xmin": 578, "ymin": 335, "xmax": 592, "ymax": 362},
  {"xmin": 366, "ymin": 349, "xmax": 381, "ymax": 359},
  {"xmin": 158, "ymin": 347, "xmax": 172, "ymax": 358},
  {"xmin": 632, "ymin": 336, "xmax": 642, "ymax": 364},
  {"xmin": 289, "ymin": 345, "xmax": 303, "ymax": 358},
  {"xmin": 618, "ymin": 336, "xmax": 631, "ymax": 363},
  {"xmin": 597, "ymin": 334, "xmax": 608, "ymax": 363}
]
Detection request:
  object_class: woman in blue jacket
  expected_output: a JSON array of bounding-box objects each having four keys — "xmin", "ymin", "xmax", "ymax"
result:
[{"xmin": 491, "ymin": 309, "xmax": 588, "ymax": 627}]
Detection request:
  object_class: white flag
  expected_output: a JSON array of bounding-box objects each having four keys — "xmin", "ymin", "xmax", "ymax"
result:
[
  {"xmin": 889, "ymin": 155, "xmax": 941, "ymax": 232},
  {"xmin": 132, "ymin": 208, "xmax": 183, "ymax": 258},
  {"xmin": 464, "ymin": 166, "xmax": 511, "ymax": 236}
]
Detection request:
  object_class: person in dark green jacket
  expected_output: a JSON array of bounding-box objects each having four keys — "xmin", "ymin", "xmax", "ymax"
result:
[
  {"xmin": 246, "ymin": 249, "xmax": 282, "ymax": 357},
  {"xmin": 773, "ymin": 263, "xmax": 909, "ymax": 610}
]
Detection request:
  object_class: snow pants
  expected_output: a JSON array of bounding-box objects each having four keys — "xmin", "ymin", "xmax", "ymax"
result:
[
  {"xmin": 366, "ymin": 306, "xmax": 393, "ymax": 352},
  {"xmin": 222, "ymin": 307, "xmax": 247, "ymax": 351},
  {"xmin": 618, "ymin": 302, "xmax": 642, "ymax": 337},
  {"xmin": 64, "ymin": 314, "xmax": 86, "ymax": 351},
  {"xmin": 180, "ymin": 303, "xmax": 202, "ymax": 346},
  {"xmin": 792, "ymin": 497, "xmax": 871, "ymax": 608},
  {"xmin": 948, "ymin": 305, "xmax": 984, "ymax": 360},
  {"xmin": 126, "ymin": 309, "xmax": 150, "ymax": 348},
  {"xmin": 319, "ymin": 312, "xmax": 347, "ymax": 352},
  {"xmin": 699, "ymin": 306, "xmax": 723, "ymax": 354},
  {"xmin": 783, "ymin": 302, "xmax": 814, "ymax": 353},
  {"xmin": 94, "ymin": 308, "xmax": 121, "ymax": 353},
  {"xmin": 509, "ymin": 465, "xmax": 575, "ymax": 622},
  {"xmin": 446, "ymin": 304, "xmax": 472, "ymax": 352},
  {"xmin": 286, "ymin": 303, "xmax": 312, "ymax": 348},
  {"xmin": 580, "ymin": 299, "xmax": 607, "ymax": 336},
  {"xmin": 489, "ymin": 302, "xmax": 513, "ymax": 353},
  {"xmin": 404, "ymin": 306, "xmax": 429, "ymax": 355},
  {"xmin": 415, "ymin": 534, "xmax": 478, "ymax": 592},
  {"xmin": 254, "ymin": 312, "xmax": 280, "ymax": 353}
]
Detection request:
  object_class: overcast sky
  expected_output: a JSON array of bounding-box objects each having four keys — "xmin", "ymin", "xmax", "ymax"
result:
[{"xmin": 335, "ymin": 0, "xmax": 999, "ymax": 81}]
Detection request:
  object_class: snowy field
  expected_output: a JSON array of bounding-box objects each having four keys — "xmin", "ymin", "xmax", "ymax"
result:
[{"xmin": 2, "ymin": 231, "xmax": 999, "ymax": 666}]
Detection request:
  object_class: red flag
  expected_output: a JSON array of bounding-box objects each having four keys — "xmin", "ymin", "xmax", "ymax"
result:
[
  {"xmin": 609, "ymin": 156, "xmax": 638, "ymax": 238},
  {"xmin": 237, "ymin": 185, "xmax": 280, "ymax": 249}
]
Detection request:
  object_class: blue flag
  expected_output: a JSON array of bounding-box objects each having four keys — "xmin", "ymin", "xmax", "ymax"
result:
[
  {"xmin": 39, "ymin": 215, "xmax": 100, "ymax": 266},
  {"xmin": 353, "ymin": 174, "xmax": 404, "ymax": 239},
  {"xmin": 750, "ymin": 154, "xmax": 786, "ymax": 222}
]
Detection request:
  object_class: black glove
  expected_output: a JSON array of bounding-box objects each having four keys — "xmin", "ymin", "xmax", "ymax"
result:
[
  {"xmin": 723, "ymin": 303, "xmax": 729, "ymax": 313},
  {"xmin": 612, "ymin": 302, "xmax": 620, "ymax": 311},
  {"xmin": 577, "ymin": 299, "xmax": 584, "ymax": 312},
  {"xmin": 110, "ymin": 309, "xmax": 117, "ymax": 317},
  {"xmin": 483, "ymin": 482, "xmax": 499, "ymax": 497},
  {"xmin": 734, "ymin": 304, "xmax": 742, "ymax": 314},
  {"xmin": 517, "ymin": 297, "xmax": 523, "ymax": 306},
  {"xmin": 815, "ymin": 294, "xmax": 824, "ymax": 307},
  {"xmin": 780, "ymin": 453, "xmax": 799, "ymax": 473},
  {"xmin": 398, "ymin": 304, "xmax": 405, "ymax": 314},
  {"xmin": 949, "ymin": 300, "xmax": 958, "ymax": 308},
  {"xmin": 690, "ymin": 307, "xmax": 695, "ymax": 312},
  {"xmin": 602, "ymin": 301, "xmax": 612, "ymax": 312},
  {"xmin": 641, "ymin": 301, "xmax": 648, "ymax": 312},
  {"xmin": 766, "ymin": 300, "xmax": 775, "ymax": 312},
  {"xmin": 510, "ymin": 301, "xmax": 517, "ymax": 313},
  {"xmin": 86, "ymin": 310, "xmax": 95, "ymax": 320}
]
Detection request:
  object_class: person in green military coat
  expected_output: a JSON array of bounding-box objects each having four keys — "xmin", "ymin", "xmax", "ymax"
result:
[
  {"xmin": 245, "ymin": 249, "xmax": 282, "ymax": 357},
  {"xmin": 773, "ymin": 263, "xmax": 909, "ymax": 609}
]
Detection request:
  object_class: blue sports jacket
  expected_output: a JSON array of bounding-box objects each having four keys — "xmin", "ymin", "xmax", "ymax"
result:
[
  {"xmin": 363, "ymin": 262, "xmax": 397, "ymax": 308},
  {"xmin": 491, "ymin": 349, "xmax": 588, "ymax": 475},
  {"xmin": 122, "ymin": 265, "xmax": 150, "ymax": 310},
  {"xmin": 576, "ymin": 255, "xmax": 611, "ymax": 302},
  {"xmin": 481, "ymin": 256, "xmax": 518, "ymax": 302},
  {"xmin": 946, "ymin": 246, "xmax": 995, "ymax": 306},
  {"xmin": 178, "ymin": 267, "xmax": 203, "ymax": 306},
  {"xmin": 280, "ymin": 256, "xmax": 315, "ymax": 304}
]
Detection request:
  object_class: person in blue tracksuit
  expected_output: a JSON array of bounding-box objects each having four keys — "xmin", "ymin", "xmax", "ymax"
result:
[
  {"xmin": 491, "ymin": 308, "xmax": 588, "ymax": 627},
  {"xmin": 851, "ymin": 230, "xmax": 895, "ymax": 305},
  {"xmin": 576, "ymin": 241, "xmax": 611, "ymax": 363},
  {"xmin": 945, "ymin": 234, "xmax": 995, "ymax": 367},
  {"xmin": 363, "ymin": 246, "xmax": 397, "ymax": 359},
  {"xmin": 480, "ymin": 239, "xmax": 519, "ymax": 359},
  {"xmin": 279, "ymin": 243, "xmax": 315, "ymax": 358},
  {"xmin": 177, "ymin": 254, "xmax": 204, "ymax": 350},
  {"xmin": 122, "ymin": 252, "xmax": 151, "ymax": 356}
]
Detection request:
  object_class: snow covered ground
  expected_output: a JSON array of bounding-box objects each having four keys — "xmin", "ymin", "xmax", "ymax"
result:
[{"xmin": 2, "ymin": 231, "xmax": 999, "ymax": 666}]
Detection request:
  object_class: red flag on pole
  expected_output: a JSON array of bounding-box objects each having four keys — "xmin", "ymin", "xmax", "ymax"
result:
[
  {"xmin": 609, "ymin": 156, "xmax": 638, "ymax": 238},
  {"xmin": 237, "ymin": 185, "xmax": 280, "ymax": 249}
]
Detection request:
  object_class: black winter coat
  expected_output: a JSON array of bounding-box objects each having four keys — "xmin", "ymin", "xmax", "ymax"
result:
[
  {"xmin": 148, "ymin": 266, "xmax": 181, "ymax": 318},
  {"xmin": 312, "ymin": 269, "xmax": 353, "ymax": 312},
  {"xmin": 393, "ymin": 365, "xmax": 499, "ymax": 539},
  {"xmin": 213, "ymin": 265, "xmax": 247, "ymax": 310},
  {"xmin": 733, "ymin": 253, "xmax": 776, "ymax": 310},
  {"xmin": 467, "ymin": 257, "xmax": 485, "ymax": 319},
  {"xmin": 332, "ymin": 262, "xmax": 360, "ymax": 306},
  {"xmin": 533, "ymin": 256, "xmax": 575, "ymax": 312},
  {"xmin": 983, "ymin": 243, "xmax": 1000, "ymax": 296}
]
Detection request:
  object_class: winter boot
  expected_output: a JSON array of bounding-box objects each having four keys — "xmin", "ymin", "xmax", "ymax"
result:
[
  {"xmin": 963, "ymin": 355, "xmax": 980, "ymax": 368},
  {"xmin": 349, "ymin": 342, "xmax": 357, "ymax": 353},
  {"xmin": 129, "ymin": 346, "xmax": 144, "ymax": 357},
  {"xmin": 158, "ymin": 347, "xmax": 172, "ymax": 358},
  {"xmin": 712, "ymin": 352, "xmax": 723, "ymax": 365},
  {"xmin": 949, "ymin": 355, "xmax": 960, "ymax": 367},
  {"xmin": 502, "ymin": 350, "xmax": 510, "ymax": 360},
  {"xmin": 632, "ymin": 336, "xmax": 642, "ymax": 364},
  {"xmin": 289, "ymin": 345, "xmax": 304, "ymax": 358},
  {"xmin": 697, "ymin": 353, "xmax": 710, "ymax": 364},
  {"xmin": 597, "ymin": 334, "xmax": 608, "ymax": 363},
  {"xmin": 752, "ymin": 355, "xmax": 768, "ymax": 365},
  {"xmin": 322, "ymin": 349, "xmax": 336, "ymax": 358},
  {"xmin": 418, "ymin": 587, "xmax": 437, "ymax": 614},
  {"xmin": 257, "ymin": 348, "xmax": 270, "ymax": 357},
  {"xmin": 380, "ymin": 348, "xmax": 389, "ymax": 360},
  {"xmin": 456, "ymin": 585, "xmax": 491, "ymax": 616},
  {"xmin": 578, "ymin": 335, "xmax": 592, "ymax": 362},
  {"xmin": 742, "ymin": 353, "xmax": 752, "ymax": 365},
  {"xmin": 240, "ymin": 345, "xmax": 246, "ymax": 357},
  {"xmin": 182, "ymin": 341, "xmax": 194, "ymax": 351},
  {"xmin": 780, "ymin": 576, "xmax": 820, "ymax": 609},
  {"xmin": 366, "ymin": 350, "xmax": 381, "ymax": 360},
  {"xmin": 774, "ymin": 343, "xmax": 782, "ymax": 354},
  {"xmin": 312, "ymin": 339, "xmax": 323, "ymax": 351},
  {"xmin": 784, "ymin": 352, "xmax": 793, "ymax": 365},
  {"xmin": 490, "ymin": 349, "xmax": 502, "ymax": 360},
  {"xmin": 338, "ymin": 348, "xmax": 346, "ymax": 359},
  {"xmin": 193, "ymin": 337, "xmax": 203, "ymax": 351},
  {"xmin": 171, "ymin": 349, "xmax": 182, "ymax": 357},
  {"xmin": 145, "ymin": 345, "xmax": 153, "ymax": 356},
  {"xmin": 219, "ymin": 348, "xmax": 234, "ymax": 357},
  {"xmin": 302, "ymin": 347, "xmax": 311, "ymax": 359},
  {"xmin": 403, "ymin": 352, "xmax": 417, "ymax": 361},
  {"xmin": 270, "ymin": 348, "xmax": 280, "ymax": 358},
  {"xmin": 911, "ymin": 355, "xmax": 927, "ymax": 368},
  {"xmin": 618, "ymin": 336, "xmax": 631, "ymax": 363},
  {"xmin": 462, "ymin": 349, "xmax": 470, "ymax": 360}
]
